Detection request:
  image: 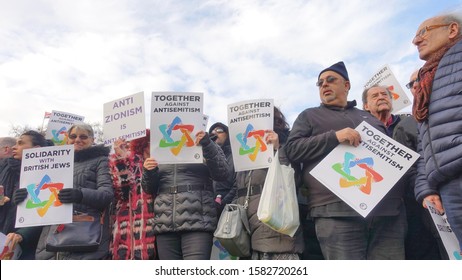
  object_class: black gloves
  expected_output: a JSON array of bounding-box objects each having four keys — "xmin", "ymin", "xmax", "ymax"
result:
[
  {"xmin": 58, "ymin": 188, "xmax": 83, "ymax": 204},
  {"xmin": 13, "ymin": 188, "xmax": 28, "ymax": 205},
  {"xmin": 199, "ymin": 132, "xmax": 212, "ymax": 146}
]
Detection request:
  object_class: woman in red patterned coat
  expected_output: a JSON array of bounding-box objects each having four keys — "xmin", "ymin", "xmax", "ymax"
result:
[{"xmin": 109, "ymin": 130, "xmax": 156, "ymax": 259}]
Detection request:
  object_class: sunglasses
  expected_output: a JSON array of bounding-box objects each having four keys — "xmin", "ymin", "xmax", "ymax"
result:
[
  {"xmin": 316, "ymin": 76, "xmax": 338, "ymax": 87},
  {"xmin": 214, "ymin": 128, "xmax": 225, "ymax": 134},
  {"xmin": 68, "ymin": 134, "xmax": 90, "ymax": 140},
  {"xmin": 406, "ymin": 79, "xmax": 418, "ymax": 89}
]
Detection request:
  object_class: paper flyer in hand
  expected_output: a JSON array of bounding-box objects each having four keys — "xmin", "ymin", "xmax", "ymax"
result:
[
  {"xmin": 227, "ymin": 99, "xmax": 274, "ymax": 172},
  {"xmin": 364, "ymin": 64, "xmax": 412, "ymax": 113},
  {"xmin": 103, "ymin": 91, "xmax": 146, "ymax": 145},
  {"xmin": 150, "ymin": 92, "xmax": 204, "ymax": 164},
  {"xmin": 425, "ymin": 201, "xmax": 461, "ymax": 260},
  {"xmin": 310, "ymin": 121, "xmax": 419, "ymax": 217},
  {"xmin": 45, "ymin": 110, "xmax": 85, "ymax": 146},
  {"xmin": 15, "ymin": 145, "xmax": 74, "ymax": 228}
]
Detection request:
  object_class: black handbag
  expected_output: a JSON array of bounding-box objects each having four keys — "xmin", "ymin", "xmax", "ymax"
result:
[{"xmin": 46, "ymin": 211, "xmax": 103, "ymax": 252}]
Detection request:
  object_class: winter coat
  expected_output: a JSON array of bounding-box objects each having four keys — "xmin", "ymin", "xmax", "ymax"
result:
[
  {"xmin": 0, "ymin": 158, "xmax": 21, "ymax": 235},
  {"xmin": 141, "ymin": 137, "xmax": 231, "ymax": 235},
  {"xmin": 415, "ymin": 39, "xmax": 462, "ymax": 203},
  {"xmin": 213, "ymin": 144, "xmax": 236, "ymax": 205},
  {"xmin": 32, "ymin": 145, "xmax": 114, "ymax": 260},
  {"xmin": 108, "ymin": 153, "xmax": 155, "ymax": 260}
]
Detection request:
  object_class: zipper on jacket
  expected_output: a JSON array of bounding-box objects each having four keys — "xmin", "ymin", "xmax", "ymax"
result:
[{"xmin": 172, "ymin": 164, "xmax": 177, "ymax": 229}]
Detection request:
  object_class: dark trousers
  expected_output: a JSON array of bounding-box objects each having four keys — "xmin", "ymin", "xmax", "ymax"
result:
[
  {"xmin": 314, "ymin": 212, "xmax": 407, "ymax": 260},
  {"xmin": 440, "ymin": 175, "xmax": 462, "ymax": 254},
  {"xmin": 156, "ymin": 231, "xmax": 213, "ymax": 260}
]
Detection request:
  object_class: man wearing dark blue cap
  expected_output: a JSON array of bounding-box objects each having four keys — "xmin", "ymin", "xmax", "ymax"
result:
[{"xmin": 285, "ymin": 61, "xmax": 407, "ymax": 260}]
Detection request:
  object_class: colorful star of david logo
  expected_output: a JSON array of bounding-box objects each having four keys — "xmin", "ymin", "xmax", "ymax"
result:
[
  {"xmin": 159, "ymin": 116, "xmax": 195, "ymax": 155},
  {"xmin": 25, "ymin": 174, "xmax": 64, "ymax": 217},
  {"xmin": 331, "ymin": 152, "xmax": 383, "ymax": 195},
  {"xmin": 387, "ymin": 85, "xmax": 399, "ymax": 100},
  {"xmin": 51, "ymin": 126, "xmax": 68, "ymax": 145},
  {"xmin": 236, "ymin": 124, "xmax": 267, "ymax": 161}
]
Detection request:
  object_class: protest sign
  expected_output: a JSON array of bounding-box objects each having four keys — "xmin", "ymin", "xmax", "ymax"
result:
[
  {"xmin": 364, "ymin": 64, "xmax": 411, "ymax": 113},
  {"xmin": 103, "ymin": 92, "xmax": 146, "ymax": 145},
  {"xmin": 15, "ymin": 145, "xmax": 74, "ymax": 228},
  {"xmin": 425, "ymin": 201, "xmax": 462, "ymax": 260},
  {"xmin": 310, "ymin": 121, "xmax": 419, "ymax": 217},
  {"xmin": 150, "ymin": 92, "xmax": 204, "ymax": 164},
  {"xmin": 45, "ymin": 110, "xmax": 84, "ymax": 146},
  {"xmin": 0, "ymin": 232, "xmax": 21, "ymax": 260},
  {"xmin": 228, "ymin": 99, "xmax": 273, "ymax": 172}
]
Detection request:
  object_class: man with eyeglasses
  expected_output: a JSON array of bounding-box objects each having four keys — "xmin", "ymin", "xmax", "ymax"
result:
[
  {"xmin": 412, "ymin": 12, "xmax": 462, "ymax": 255},
  {"xmin": 208, "ymin": 122, "xmax": 236, "ymax": 212},
  {"xmin": 285, "ymin": 61, "xmax": 407, "ymax": 259}
]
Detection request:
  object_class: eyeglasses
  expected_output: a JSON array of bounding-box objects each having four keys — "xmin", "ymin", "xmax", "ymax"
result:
[
  {"xmin": 316, "ymin": 76, "xmax": 338, "ymax": 87},
  {"xmin": 406, "ymin": 79, "xmax": 418, "ymax": 89},
  {"xmin": 214, "ymin": 128, "xmax": 225, "ymax": 134},
  {"xmin": 413, "ymin": 24, "xmax": 451, "ymax": 42},
  {"xmin": 68, "ymin": 134, "xmax": 90, "ymax": 140}
]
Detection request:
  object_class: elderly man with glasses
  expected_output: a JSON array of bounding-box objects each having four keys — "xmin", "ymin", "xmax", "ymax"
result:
[
  {"xmin": 285, "ymin": 61, "xmax": 407, "ymax": 259},
  {"xmin": 412, "ymin": 12, "xmax": 462, "ymax": 255}
]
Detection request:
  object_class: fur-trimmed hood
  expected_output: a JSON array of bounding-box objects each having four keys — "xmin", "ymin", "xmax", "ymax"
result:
[{"xmin": 74, "ymin": 144, "xmax": 110, "ymax": 162}]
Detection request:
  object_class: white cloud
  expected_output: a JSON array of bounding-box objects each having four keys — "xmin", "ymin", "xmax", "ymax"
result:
[{"xmin": 1, "ymin": 0, "xmax": 460, "ymax": 136}]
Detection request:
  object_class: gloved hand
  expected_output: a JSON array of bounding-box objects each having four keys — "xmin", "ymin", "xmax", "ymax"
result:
[
  {"xmin": 199, "ymin": 132, "xmax": 212, "ymax": 146},
  {"xmin": 13, "ymin": 188, "xmax": 28, "ymax": 205},
  {"xmin": 58, "ymin": 188, "xmax": 83, "ymax": 204},
  {"xmin": 215, "ymin": 201, "xmax": 225, "ymax": 217}
]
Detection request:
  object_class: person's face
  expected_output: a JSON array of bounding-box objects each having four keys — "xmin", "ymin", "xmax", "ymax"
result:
[
  {"xmin": 12, "ymin": 135, "xmax": 34, "ymax": 160},
  {"xmin": 0, "ymin": 146, "xmax": 12, "ymax": 159},
  {"xmin": 67, "ymin": 128, "xmax": 94, "ymax": 151},
  {"xmin": 210, "ymin": 127, "xmax": 227, "ymax": 146},
  {"xmin": 364, "ymin": 86, "xmax": 393, "ymax": 115},
  {"xmin": 409, "ymin": 71, "xmax": 419, "ymax": 96},
  {"xmin": 413, "ymin": 16, "xmax": 458, "ymax": 61},
  {"xmin": 317, "ymin": 71, "xmax": 350, "ymax": 107}
]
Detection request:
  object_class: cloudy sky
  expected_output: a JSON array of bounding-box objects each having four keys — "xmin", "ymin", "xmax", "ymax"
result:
[{"xmin": 1, "ymin": 0, "xmax": 462, "ymax": 137}]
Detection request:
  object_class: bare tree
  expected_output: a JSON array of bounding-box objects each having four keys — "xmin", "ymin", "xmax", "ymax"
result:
[{"xmin": 9, "ymin": 124, "xmax": 44, "ymax": 137}]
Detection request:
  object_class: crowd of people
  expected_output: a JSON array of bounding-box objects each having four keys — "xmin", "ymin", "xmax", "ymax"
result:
[{"xmin": 0, "ymin": 11, "xmax": 461, "ymax": 260}]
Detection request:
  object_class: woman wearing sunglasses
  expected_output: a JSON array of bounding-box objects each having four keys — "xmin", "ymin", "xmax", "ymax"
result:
[{"xmin": 9, "ymin": 123, "xmax": 114, "ymax": 260}]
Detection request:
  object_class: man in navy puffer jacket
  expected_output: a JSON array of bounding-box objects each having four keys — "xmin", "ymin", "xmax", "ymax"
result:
[{"xmin": 412, "ymin": 12, "xmax": 462, "ymax": 255}]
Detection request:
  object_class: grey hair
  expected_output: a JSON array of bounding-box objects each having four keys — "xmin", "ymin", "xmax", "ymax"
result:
[
  {"xmin": 441, "ymin": 11, "xmax": 462, "ymax": 35},
  {"xmin": 0, "ymin": 137, "xmax": 17, "ymax": 148},
  {"xmin": 362, "ymin": 84, "xmax": 392, "ymax": 110},
  {"xmin": 68, "ymin": 123, "xmax": 94, "ymax": 138}
]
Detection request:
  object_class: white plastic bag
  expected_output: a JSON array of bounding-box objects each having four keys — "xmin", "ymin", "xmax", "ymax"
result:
[{"xmin": 257, "ymin": 150, "xmax": 300, "ymax": 237}]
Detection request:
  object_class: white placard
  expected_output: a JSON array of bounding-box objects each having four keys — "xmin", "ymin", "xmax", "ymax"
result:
[
  {"xmin": 103, "ymin": 92, "xmax": 146, "ymax": 145},
  {"xmin": 228, "ymin": 99, "xmax": 273, "ymax": 172},
  {"xmin": 15, "ymin": 145, "xmax": 74, "ymax": 227},
  {"xmin": 45, "ymin": 110, "xmax": 85, "ymax": 146},
  {"xmin": 425, "ymin": 201, "xmax": 462, "ymax": 260},
  {"xmin": 310, "ymin": 121, "xmax": 419, "ymax": 217},
  {"xmin": 150, "ymin": 92, "xmax": 204, "ymax": 164},
  {"xmin": 0, "ymin": 232, "xmax": 21, "ymax": 260},
  {"xmin": 364, "ymin": 64, "xmax": 412, "ymax": 113}
]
